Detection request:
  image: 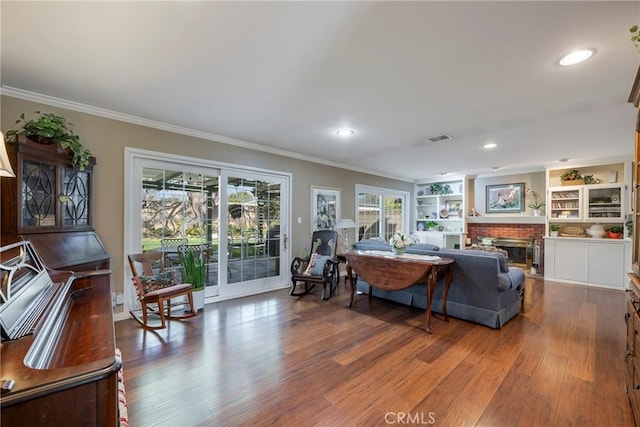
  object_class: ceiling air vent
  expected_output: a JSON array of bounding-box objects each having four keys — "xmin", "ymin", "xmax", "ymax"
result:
[{"xmin": 428, "ymin": 134, "xmax": 452, "ymax": 143}]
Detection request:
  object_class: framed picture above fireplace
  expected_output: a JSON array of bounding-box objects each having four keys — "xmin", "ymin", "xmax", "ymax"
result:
[{"xmin": 486, "ymin": 183, "xmax": 525, "ymax": 213}]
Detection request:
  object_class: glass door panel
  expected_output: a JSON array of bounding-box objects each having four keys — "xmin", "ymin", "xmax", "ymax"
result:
[
  {"xmin": 225, "ymin": 174, "xmax": 283, "ymax": 290},
  {"xmin": 141, "ymin": 166, "xmax": 220, "ymax": 297},
  {"xmin": 549, "ymin": 186, "xmax": 582, "ymax": 221},
  {"xmin": 586, "ymin": 185, "xmax": 624, "ymax": 220}
]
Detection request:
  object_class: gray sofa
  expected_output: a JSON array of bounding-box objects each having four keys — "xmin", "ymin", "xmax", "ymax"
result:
[{"xmin": 353, "ymin": 239, "xmax": 525, "ymax": 329}]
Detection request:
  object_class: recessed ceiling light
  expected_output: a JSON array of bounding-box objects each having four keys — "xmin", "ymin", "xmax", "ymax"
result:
[
  {"xmin": 336, "ymin": 128, "xmax": 354, "ymax": 137},
  {"xmin": 559, "ymin": 158, "xmax": 570, "ymax": 163},
  {"xmin": 559, "ymin": 49, "xmax": 595, "ymax": 66},
  {"xmin": 483, "ymin": 143, "xmax": 497, "ymax": 149},
  {"xmin": 492, "ymin": 166, "xmax": 500, "ymax": 171}
]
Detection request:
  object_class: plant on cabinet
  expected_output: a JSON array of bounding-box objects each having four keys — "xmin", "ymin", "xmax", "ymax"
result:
[
  {"xmin": 5, "ymin": 111, "xmax": 92, "ymax": 170},
  {"xmin": 606, "ymin": 226, "xmax": 624, "ymax": 239}
]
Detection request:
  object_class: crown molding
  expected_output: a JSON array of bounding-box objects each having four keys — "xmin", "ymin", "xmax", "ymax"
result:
[{"xmin": 0, "ymin": 86, "xmax": 412, "ymax": 183}]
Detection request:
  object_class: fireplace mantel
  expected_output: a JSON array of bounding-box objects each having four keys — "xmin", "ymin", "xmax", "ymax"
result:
[{"xmin": 466, "ymin": 216, "xmax": 545, "ymax": 225}]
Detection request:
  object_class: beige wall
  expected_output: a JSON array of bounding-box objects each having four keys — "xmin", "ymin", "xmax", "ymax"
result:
[
  {"xmin": 470, "ymin": 171, "xmax": 546, "ymax": 215},
  {"xmin": 1, "ymin": 95, "xmax": 412, "ymax": 294}
]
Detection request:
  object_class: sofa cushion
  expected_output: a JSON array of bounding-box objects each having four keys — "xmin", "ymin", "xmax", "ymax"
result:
[
  {"xmin": 464, "ymin": 244, "xmax": 508, "ymax": 258},
  {"xmin": 497, "ymin": 273, "xmax": 512, "ymax": 291},
  {"xmin": 355, "ymin": 239, "xmax": 393, "ymax": 251},
  {"xmin": 457, "ymin": 249, "xmax": 509, "ymax": 273},
  {"xmin": 406, "ymin": 243, "xmax": 440, "ymax": 253}
]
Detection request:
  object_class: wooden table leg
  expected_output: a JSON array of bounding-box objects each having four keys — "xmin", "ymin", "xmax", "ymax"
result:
[
  {"xmin": 437, "ymin": 264, "xmax": 454, "ymax": 322},
  {"xmin": 425, "ymin": 265, "xmax": 436, "ymax": 334},
  {"xmin": 347, "ymin": 264, "xmax": 356, "ymax": 307}
]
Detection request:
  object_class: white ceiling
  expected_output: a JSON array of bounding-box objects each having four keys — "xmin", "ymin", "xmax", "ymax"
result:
[{"xmin": 1, "ymin": 1, "xmax": 639, "ymax": 182}]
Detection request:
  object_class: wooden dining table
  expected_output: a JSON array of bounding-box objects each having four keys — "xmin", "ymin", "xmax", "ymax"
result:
[{"xmin": 345, "ymin": 250, "xmax": 455, "ymax": 333}]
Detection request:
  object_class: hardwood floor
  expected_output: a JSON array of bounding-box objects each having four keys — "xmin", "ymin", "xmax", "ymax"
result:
[{"xmin": 115, "ymin": 277, "xmax": 634, "ymax": 426}]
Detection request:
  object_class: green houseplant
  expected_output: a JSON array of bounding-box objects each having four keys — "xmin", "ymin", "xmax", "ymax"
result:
[
  {"xmin": 631, "ymin": 25, "xmax": 640, "ymax": 53},
  {"xmin": 606, "ymin": 226, "xmax": 624, "ymax": 239},
  {"xmin": 179, "ymin": 247, "xmax": 207, "ymax": 291},
  {"xmin": 5, "ymin": 111, "xmax": 92, "ymax": 170},
  {"xmin": 426, "ymin": 220, "xmax": 438, "ymax": 230}
]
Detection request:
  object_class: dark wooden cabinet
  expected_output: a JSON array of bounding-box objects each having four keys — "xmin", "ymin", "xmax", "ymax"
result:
[
  {"xmin": 628, "ymin": 65, "xmax": 640, "ymax": 426},
  {"xmin": 1, "ymin": 135, "xmax": 109, "ymax": 270},
  {"xmin": 2, "ymin": 135, "xmax": 95, "ymax": 238},
  {"xmin": 627, "ymin": 279, "xmax": 640, "ymax": 426}
]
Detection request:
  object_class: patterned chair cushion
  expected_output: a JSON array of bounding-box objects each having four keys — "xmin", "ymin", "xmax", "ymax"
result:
[{"xmin": 133, "ymin": 271, "xmax": 177, "ymax": 299}]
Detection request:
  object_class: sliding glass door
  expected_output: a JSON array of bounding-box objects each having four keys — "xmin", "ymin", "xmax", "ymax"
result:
[
  {"xmin": 125, "ymin": 150, "xmax": 290, "ymax": 309},
  {"xmin": 138, "ymin": 162, "xmax": 221, "ymax": 297},
  {"xmin": 220, "ymin": 170, "xmax": 287, "ymax": 298}
]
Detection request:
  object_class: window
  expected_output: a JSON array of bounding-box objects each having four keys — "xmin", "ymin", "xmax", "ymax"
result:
[{"xmin": 355, "ymin": 185, "xmax": 409, "ymax": 242}]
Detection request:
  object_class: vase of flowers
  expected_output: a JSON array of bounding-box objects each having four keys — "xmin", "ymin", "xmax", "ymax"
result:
[
  {"xmin": 526, "ymin": 187, "xmax": 545, "ymax": 216},
  {"xmin": 389, "ymin": 232, "xmax": 413, "ymax": 256}
]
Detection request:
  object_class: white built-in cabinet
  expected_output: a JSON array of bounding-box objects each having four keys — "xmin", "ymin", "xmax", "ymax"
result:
[
  {"xmin": 544, "ymin": 160, "xmax": 632, "ymax": 289},
  {"xmin": 548, "ymin": 183, "xmax": 625, "ymax": 222},
  {"xmin": 414, "ymin": 178, "xmax": 466, "ymax": 249},
  {"xmin": 545, "ymin": 237, "xmax": 630, "ymax": 289}
]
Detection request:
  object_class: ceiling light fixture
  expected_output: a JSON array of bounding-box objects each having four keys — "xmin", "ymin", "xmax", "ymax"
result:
[
  {"xmin": 491, "ymin": 166, "xmax": 500, "ymax": 171},
  {"xmin": 559, "ymin": 158, "xmax": 570, "ymax": 163},
  {"xmin": 483, "ymin": 143, "xmax": 497, "ymax": 149},
  {"xmin": 559, "ymin": 49, "xmax": 595, "ymax": 66},
  {"xmin": 336, "ymin": 128, "xmax": 354, "ymax": 137}
]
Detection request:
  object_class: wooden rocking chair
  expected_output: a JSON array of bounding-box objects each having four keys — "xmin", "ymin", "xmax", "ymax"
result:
[
  {"xmin": 290, "ymin": 230, "xmax": 339, "ymax": 300},
  {"xmin": 127, "ymin": 252, "xmax": 197, "ymax": 329}
]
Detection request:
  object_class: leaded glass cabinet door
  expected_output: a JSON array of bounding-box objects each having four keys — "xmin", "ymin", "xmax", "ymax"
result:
[
  {"xmin": 21, "ymin": 159, "xmax": 58, "ymax": 231},
  {"xmin": 62, "ymin": 168, "xmax": 91, "ymax": 228}
]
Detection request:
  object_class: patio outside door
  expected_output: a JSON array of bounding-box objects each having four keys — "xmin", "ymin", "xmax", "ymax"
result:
[
  {"xmin": 127, "ymin": 151, "xmax": 290, "ymax": 310},
  {"xmin": 218, "ymin": 170, "xmax": 288, "ymax": 299}
]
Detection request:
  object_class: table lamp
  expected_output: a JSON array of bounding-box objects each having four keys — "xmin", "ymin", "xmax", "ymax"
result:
[
  {"xmin": 0, "ymin": 133, "xmax": 15, "ymax": 177},
  {"xmin": 335, "ymin": 218, "xmax": 357, "ymax": 252}
]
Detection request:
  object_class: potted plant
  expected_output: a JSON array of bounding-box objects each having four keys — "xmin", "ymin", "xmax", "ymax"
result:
[
  {"xmin": 560, "ymin": 169, "xmax": 584, "ymax": 186},
  {"xmin": 526, "ymin": 188, "xmax": 545, "ymax": 216},
  {"xmin": 583, "ymin": 174, "xmax": 602, "ymax": 185},
  {"xmin": 550, "ymin": 224, "xmax": 560, "ymax": 237},
  {"xmin": 5, "ymin": 111, "xmax": 92, "ymax": 170},
  {"xmin": 179, "ymin": 247, "xmax": 207, "ymax": 310},
  {"xmin": 426, "ymin": 220, "xmax": 438, "ymax": 231},
  {"xmin": 631, "ymin": 25, "xmax": 640, "ymax": 53},
  {"xmin": 606, "ymin": 226, "xmax": 624, "ymax": 239}
]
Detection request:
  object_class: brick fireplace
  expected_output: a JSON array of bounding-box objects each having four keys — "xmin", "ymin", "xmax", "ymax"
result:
[{"xmin": 466, "ymin": 223, "xmax": 546, "ymax": 274}]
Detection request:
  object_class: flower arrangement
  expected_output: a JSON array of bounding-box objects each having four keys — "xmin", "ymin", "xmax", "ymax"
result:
[
  {"xmin": 526, "ymin": 188, "xmax": 545, "ymax": 210},
  {"xmin": 389, "ymin": 232, "xmax": 414, "ymax": 249}
]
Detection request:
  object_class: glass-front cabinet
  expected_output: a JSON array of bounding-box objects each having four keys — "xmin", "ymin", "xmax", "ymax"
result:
[
  {"xmin": 547, "ymin": 184, "xmax": 625, "ymax": 222},
  {"xmin": 586, "ymin": 185, "xmax": 624, "ymax": 221},
  {"xmin": 548, "ymin": 186, "xmax": 582, "ymax": 221},
  {"xmin": 1, "ymin": 136, "xmax": 96, "ymax": 243}
]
